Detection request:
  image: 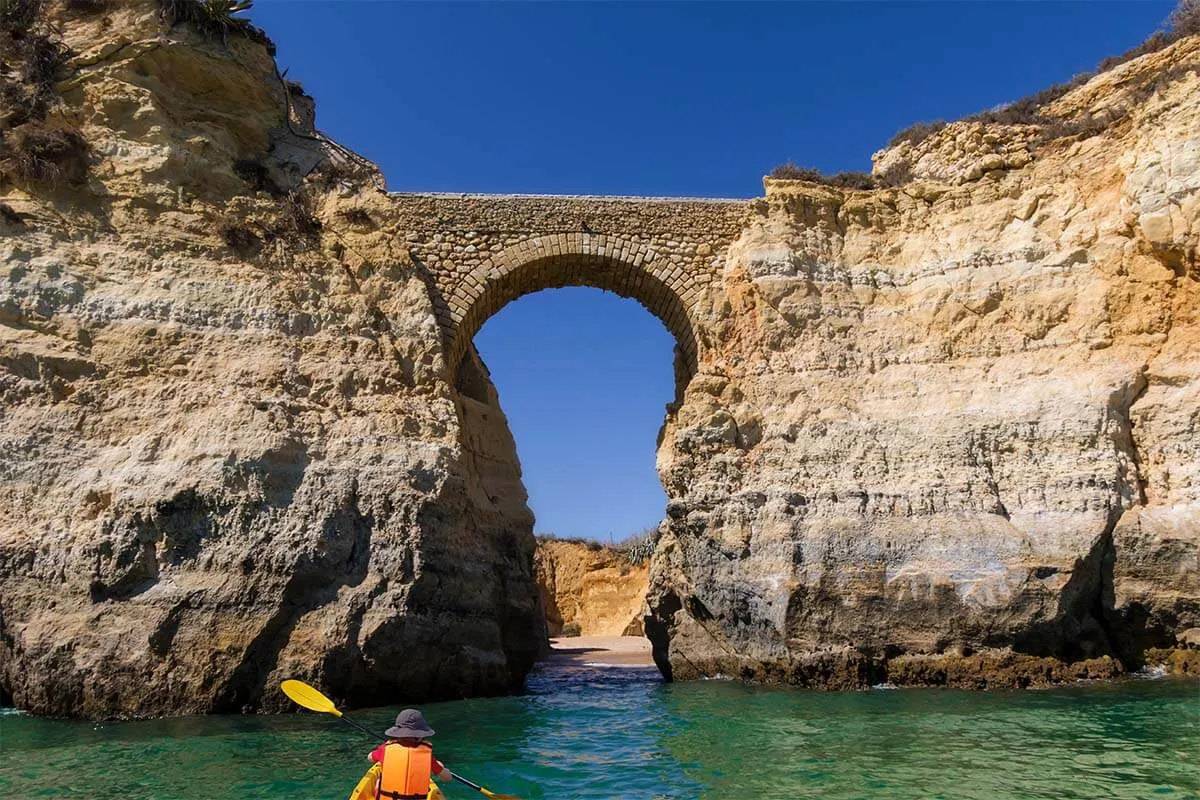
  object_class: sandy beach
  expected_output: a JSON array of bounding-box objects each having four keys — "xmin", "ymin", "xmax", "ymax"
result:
[{"xmin": 545, "ymin": 635, "xmax": 655, "ymax": 667}]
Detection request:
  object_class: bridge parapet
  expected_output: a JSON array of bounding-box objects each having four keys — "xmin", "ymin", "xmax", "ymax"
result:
[{"xmin": 388, "ymin": 193, "xmax": 751, "ymax": 373}]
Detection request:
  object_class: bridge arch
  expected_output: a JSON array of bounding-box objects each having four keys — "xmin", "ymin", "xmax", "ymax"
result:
[{"xmin": 444, "ymin": 233, "xmax": 702, "ymax": 379}]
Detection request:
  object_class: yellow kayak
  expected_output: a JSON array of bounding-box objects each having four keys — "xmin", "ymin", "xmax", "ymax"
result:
[{"xmin": 347, "ymin": 763, "xmax": 444, "ymax": 800}]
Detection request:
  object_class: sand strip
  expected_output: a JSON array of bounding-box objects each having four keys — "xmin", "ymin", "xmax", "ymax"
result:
[{"xmin": 545, "ymin": 635, "xmax": 655, "ymax": 667}]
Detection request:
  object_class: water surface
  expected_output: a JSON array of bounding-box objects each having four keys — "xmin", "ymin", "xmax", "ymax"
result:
[{"xmin": 1, "ymin": 664, "xmax": 1196, "ymax": 799}]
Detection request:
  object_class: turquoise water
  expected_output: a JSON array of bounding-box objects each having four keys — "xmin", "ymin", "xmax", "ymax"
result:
[{"xmin": 1, "ymin": 664, "xmax": 1197, "ymax": 799}]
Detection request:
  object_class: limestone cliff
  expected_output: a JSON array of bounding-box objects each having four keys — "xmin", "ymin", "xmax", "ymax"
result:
[
  {"xmin": 2, "ymin": 0, "xmax": 1198, "ymax": 719},
  {"xmin": 534, "ymin": 539, "xmax": 648, "ymax": 637},
  {"xmin": 645, "ymin": 35, "xmax": 1200, "ymax": 687},
  {"xmin": 0, "ymin": 0, "xmax": 540, "ymax": 717}
]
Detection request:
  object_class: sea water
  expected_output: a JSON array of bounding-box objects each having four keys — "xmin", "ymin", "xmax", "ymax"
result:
[{"xmin": 1, "ymin": 663, "xmax": 1196, "ymax": 799}]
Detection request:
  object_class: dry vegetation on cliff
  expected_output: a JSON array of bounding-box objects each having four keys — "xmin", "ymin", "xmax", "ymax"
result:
[
  {"xmin": 768, "ymin": 163, "xmax": 877, "ymax": 190},
  {"xmin": 773, "ymin": 0, "xmax": 1200, "ymax": 191},
  {"xmin": 885, "ymin": 0, "xmax": 1200, "ymax": 152},
  {"xmin": 0, "ymin": 0, "xmax": 89, "ymax": 187},
  {"xmin": 155, "ymin": 0, "xmax": 273, "ymax": 53}
]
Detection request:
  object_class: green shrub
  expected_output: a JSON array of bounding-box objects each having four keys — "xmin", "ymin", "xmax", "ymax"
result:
[
  {"xmin": 613, "ymin": 527, "xmax": 660, "ymax": 566},
  {"xmin": 157, "ymin": 0, "xmax": 276, "ymax": 54}
]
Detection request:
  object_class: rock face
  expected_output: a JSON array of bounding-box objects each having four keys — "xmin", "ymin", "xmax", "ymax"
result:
[
  {"xmin": 1, "ymin": 0, "xmax": 1197, "ymax": 719},
  {"xmin": 645, "ymin": 37, "xmax": 1200, "ymax": 687},
  {"xmin": 0, "ymin": 1, "xmax": 540, "ymax": 717},
  {"xmin": 534, "ymin": 539, "xmax": 648, "ymax": 637}
]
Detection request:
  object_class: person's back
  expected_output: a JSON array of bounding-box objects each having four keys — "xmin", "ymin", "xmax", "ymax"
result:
[{"xmin": 369, "ymin": 709, "xmax": 454, "ymax": 800}]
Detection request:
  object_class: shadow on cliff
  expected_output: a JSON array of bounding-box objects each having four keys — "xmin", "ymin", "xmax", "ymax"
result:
[
  {"xmin": 645, "ymin": 516, "xmax": 1176, "ymax": 687},
  {"xmin": 85, "ymin": 440, "xmax": 386, "ymax": 714},
  {"xmin": 1008, "ymin": 524, "xmax": 1119, "ymax": 663},
  {"xmin": 213, "ymin": 496, "xmax": 374, "ymax": 713},
  {"xmin": 1005, "ymin": 512, "xmax": 1173, "ymax": 671}
]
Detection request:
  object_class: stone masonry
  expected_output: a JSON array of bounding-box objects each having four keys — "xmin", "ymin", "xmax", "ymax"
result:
[{"xmin": 389, "ymin": 194, "xmax": 750, "ymax": 375}]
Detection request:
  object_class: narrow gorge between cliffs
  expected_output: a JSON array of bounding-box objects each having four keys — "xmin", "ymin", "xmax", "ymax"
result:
[{"xmin": 0, "ymin": 0, "xmax": 1197, "ymax": 725}]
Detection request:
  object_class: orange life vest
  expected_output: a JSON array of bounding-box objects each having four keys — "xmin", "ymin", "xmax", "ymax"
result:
[{"xmin": 376, "ymin": 742, "xmax": 433, "ymax": 800}]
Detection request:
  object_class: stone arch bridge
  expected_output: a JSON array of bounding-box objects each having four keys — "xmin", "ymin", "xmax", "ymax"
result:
[{"xmin": 389, "ymin": 193, "xmax": 751, "ymax": 376}]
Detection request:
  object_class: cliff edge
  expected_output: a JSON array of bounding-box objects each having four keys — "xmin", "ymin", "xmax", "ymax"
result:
[
  {"xmin": 0, "ymin": 0, "xmax": 541, "ymax": 717},
  {"xmin": 645, "ymin": 32, "xmax": 1199, "ymax": 687}
]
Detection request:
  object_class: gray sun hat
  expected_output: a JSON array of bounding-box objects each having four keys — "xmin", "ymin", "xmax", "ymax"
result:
[{"xmin": 385, "ymin": 708, "xmax": 435, "ymax": 739}]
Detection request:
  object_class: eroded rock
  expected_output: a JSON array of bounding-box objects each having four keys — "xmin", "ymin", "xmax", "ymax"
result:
[
  {"xmin": 534, "ymin": 539, "xmax": 648, "ymax": 637},
  {"xmin": 1, "ymin": 2, "xmax": 1197, "ymax": 718},
  {"xmin": 0, "ymin": 0, "xmax": 539, "ymax": 717},
  {"xmin": 646, "ymin": 35, "xmax": 1200, "ymax": 687}
]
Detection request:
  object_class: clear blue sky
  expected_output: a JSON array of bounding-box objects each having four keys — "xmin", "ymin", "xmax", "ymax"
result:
[{"xmin": 250, "ymin": 1, "xmax": 1174, "ymax": 541}]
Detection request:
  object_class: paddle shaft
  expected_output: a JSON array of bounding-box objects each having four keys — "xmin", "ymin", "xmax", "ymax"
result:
[
  {"xmin": 452, "ymin": 774, "xmax": 487, "ymax": 792},
  {"xmin": 338, "ymin": 713, "xmax": 387, "ymax": 742}
]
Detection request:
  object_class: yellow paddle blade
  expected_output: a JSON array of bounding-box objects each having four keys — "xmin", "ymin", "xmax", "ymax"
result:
[
  {"xmin": 480, "ymin": 792, "xmax": 520, "ymax": 800},
  {"xmin": 281, "ymin": 679, "xmax": 343, "ymax": 717}
]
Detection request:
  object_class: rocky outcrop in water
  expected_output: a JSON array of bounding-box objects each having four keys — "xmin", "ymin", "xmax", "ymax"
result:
[
  {"xmin": 534, "ymin": 539, "xmax": 648, "ymax": 637},
  {"xmin": 645, "ymin": 35, "xmax": 1200, "ymax": 687},
  {"xmin": 0, "ymin": 0, "xmax": 541, "ymax": 717}
]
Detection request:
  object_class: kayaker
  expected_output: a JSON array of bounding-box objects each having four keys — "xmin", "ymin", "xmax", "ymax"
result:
[{"xmin": 367, "ymin": 708, "xmax": 455, "ymax": 800}]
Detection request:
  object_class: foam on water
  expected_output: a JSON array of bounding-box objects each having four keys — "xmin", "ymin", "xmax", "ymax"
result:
[{"xmin": 1134, "ymin": 664, "xmax": 1171, "ymax": 680}]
